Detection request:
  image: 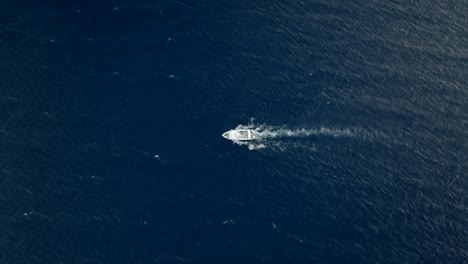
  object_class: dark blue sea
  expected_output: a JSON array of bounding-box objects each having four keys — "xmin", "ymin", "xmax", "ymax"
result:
[{"xmin": 1, "ymin": 0, "xmax": 467, "ymax": 263}]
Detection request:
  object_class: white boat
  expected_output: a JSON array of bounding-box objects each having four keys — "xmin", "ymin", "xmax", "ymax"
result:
[{"xmin": 222, "ymin": 129, "xmax": 255, "ymax": 141}]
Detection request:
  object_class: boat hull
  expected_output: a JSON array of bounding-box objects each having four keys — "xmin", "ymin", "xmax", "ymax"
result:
[{"xmin": 222, "ymin": 129, "xmax": 255, "ymax": 141}]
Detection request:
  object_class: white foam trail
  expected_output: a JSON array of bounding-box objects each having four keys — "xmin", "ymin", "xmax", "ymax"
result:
[
  {"xmin": 230, "ymin": 123, "xmax": 374, "ymax": 151},
  {"xmin": 235, "ymin": 124, "xmax": 361, "ymax": 139}
]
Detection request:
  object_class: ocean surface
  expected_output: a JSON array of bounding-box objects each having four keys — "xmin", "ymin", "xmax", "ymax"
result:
[{"xmin": 1, "ymin": 0, "xmax": 467, "ymax": 263}]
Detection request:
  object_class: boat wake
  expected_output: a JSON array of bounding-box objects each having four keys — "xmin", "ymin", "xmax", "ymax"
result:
[{"xmin": 229, "ymin": 123, "xmax": 374, "ymax": 151}]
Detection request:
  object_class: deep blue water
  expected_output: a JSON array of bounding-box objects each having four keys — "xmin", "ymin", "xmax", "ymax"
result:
[{"xmin": 1, "ymin": 0, "xmax": 467, "ymax": 263}]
